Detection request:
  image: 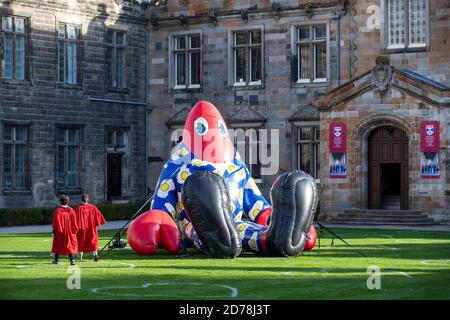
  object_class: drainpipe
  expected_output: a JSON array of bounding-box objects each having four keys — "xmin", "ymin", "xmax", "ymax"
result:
[
  {"xmin": 333, "ymin": 0, "xmax": 348, "ymax": 86},
  {"xmin": 332, "ymin": 13, "xmax": 342, "ymax": 87},
  {"xmin": 144, "ymin": 31, "xmax": 149, "ymax": 200},
  {"xmin": 336, "ymin": 14, "xmax": 341, "ymax": 86}
]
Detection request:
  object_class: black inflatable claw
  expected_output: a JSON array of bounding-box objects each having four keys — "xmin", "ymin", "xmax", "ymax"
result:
[
  {"xmin": 265, "ymin": 170, "xmax": 318, "ymax": 257},
  {"xmin": 181, "ymin": 171, "xmax": 242, "ymax": 258}
]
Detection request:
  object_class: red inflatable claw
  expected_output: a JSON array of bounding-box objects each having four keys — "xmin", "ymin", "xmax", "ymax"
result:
[
  {"xmin": 127, "ymin": 210, "xmax": 181, "ymax": 255},
  {"xmin": 255, "ymin": 208, "xmax": 272, "ymax": 227},
  {"xmin": 303, "ymin": 225, "xmax": 317, "ymax": 251}
]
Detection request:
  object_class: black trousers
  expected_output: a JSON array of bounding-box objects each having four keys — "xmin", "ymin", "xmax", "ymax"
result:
[{"xmin": 54, "ymin": 254, "xmax": 74, "ymax": 262}]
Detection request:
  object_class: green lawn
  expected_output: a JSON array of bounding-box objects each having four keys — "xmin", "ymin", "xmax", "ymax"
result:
[{"xmin": 0, "ymin": 228, "xmax": 449, "ymax": 300}]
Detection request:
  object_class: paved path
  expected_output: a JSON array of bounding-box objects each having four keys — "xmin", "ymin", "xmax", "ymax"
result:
[
  {"xmin": 0, "ymin": 220, "xmax": 449, "ymax": 234},
  {"xmin": 0, "ymin": 220, "xmax": 129, "ymax": 235}
]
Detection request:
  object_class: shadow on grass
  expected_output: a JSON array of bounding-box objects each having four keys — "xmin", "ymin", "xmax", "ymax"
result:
[
  {"xmin": 1, "ymin": 241, "xmax": 450, "ymax": 263},
  {"xmin": 2, "ymin": 239, "xmax": 450, "ymax": 259},
  {"xmin": 1, "ymin": 268, "xmax": 449, "ymax": 300},
  {"xmin": 1, "ymin": 228, "xmax": 449, "ymax": 262}
]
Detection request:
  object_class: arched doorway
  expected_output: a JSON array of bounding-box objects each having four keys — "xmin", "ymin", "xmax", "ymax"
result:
[{"xmin": 368, "ymin": 126, "xmax": 409, "ymax": 210}]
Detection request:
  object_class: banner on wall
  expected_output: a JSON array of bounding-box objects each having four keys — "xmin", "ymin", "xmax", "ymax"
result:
[
  {"xmin": 420, "ymin": 121, "xmax": 440, "ymax": 179},
  {"xmin": 329, "ymin": 123, "xmax": 347, "ymax": 153},
  {"xmin": 420, "ymin": 121, "xmax": 440, "ymax": 152},
  {"xmin": 329, "ymin": 153, "xmax": 347, "ymax": 178},
  {"xmin": 421, "ymin": 153, "xmax": 440, "ymax": 179},
  {"xmin": 329, "ymin": 123, "xmax": 347, "ymax": 178}
]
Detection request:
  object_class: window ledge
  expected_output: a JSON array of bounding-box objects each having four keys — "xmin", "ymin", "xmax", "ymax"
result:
[
  {"xmin": 2, "ymin": 79, "xmax": 31, "ymax": 86},
  {"xmin": 293, "ymin": 80, "xmax": 329, "ymax": 88},
  {"xmin": 2, "ymin": 189, "xmax": 31, "ymax": 195},
  {"xmin": 107, "ymin": 87, "xmax": 130, "ymax": 94},
  {"xmin": 382, "ymin": 46, "xmax": 428, "ymax": 54},
  {"xmin": 169, "ymin": 86, "xmax": 202, "ymax": 94},
  {"xmin": 57, "ymin": 82, "xmax": 83, "ymax": 90},
  {"xmin": 56, "ymin": 188, "xmax": 83, "ymax": 195},
  {"xmin": 231, "ymin": 83, "xmax": 264, "ymax": 91}
]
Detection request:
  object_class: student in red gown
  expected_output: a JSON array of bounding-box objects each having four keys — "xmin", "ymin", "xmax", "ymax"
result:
[
  {"xmin": 51, "ymin": 195, "xmax": 79, "ymax": 265},
  {"xmin": 76, "ymin": 194, "xmax": 106, "ymax": 261}
]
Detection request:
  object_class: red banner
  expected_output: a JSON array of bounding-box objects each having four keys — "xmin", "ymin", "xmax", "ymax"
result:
[
  {"xmin": 329, "ymin": 123, "xmax": 347, "ymax": 153},
  {"xmin": 420, "ymin": 121, "xmax": 440, "ymax": 152}
]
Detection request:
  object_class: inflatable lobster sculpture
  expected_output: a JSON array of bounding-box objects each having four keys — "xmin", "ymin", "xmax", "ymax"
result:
[{"xmin": 127, "ymin": 101, "xmax": 318, "ymax": 258}]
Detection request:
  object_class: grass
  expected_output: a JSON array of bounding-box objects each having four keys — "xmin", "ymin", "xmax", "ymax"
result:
[{"xmin": 0, "ymin": 228, "xmax": 449, "ymax": 300}]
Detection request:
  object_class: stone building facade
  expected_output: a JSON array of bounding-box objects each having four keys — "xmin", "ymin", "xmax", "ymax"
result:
[
  {"xmin": 145, "ymin": 0, "xmax": 449, "ymax": 224},
  {"xmin": 320, "ymin": 63, "xmax": 450, "ymax": 224},
  {"xmin": 1, "ymin": 0, "xmax": 449, "ymax": 224},
  {"xmin": 0, "ymin": 0, "xmax": 148, "ymax": 208},
  {"xmin": 145, "ymin": 0, "xmax": 349, "ymax": 195},
  {"xmin": 317, "ymin": 0, "xmax": 450, "ymax": 224}
]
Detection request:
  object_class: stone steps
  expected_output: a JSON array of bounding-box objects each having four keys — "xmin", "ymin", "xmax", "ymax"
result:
[
  {"xmin": 328, "ymin": 220, "xmax": 434, "ymax": 226},
  {"xmin": 342, "ymin": 209, "xmax": 423, "ymax": 216},
  {"xmin": 327, "ymin": 209, "xmax": 434, "ymax": 225},
  {"xmin": 381, "ymin": 195, "xmax": 401, "ymax": 210}
]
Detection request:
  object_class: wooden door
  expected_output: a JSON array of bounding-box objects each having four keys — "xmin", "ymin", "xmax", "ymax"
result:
[
  {"xmin": 368, "ymin": 127, "xmax": 409, "ymax": 210},
  {"xmin": 368, "ymin": 129, "xmax": 380, "ymax": 209},
  {"xmin": 107, "ymin": 154, "xmax": 122, "ymax": 200}
]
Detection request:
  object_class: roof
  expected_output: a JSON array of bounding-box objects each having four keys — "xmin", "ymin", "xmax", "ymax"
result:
[
  {"xmin": 400, "ymin": 69, "xmax": 449, "ymax": 91},
  {"xmin": 320, "ymin": 64, "xmax": 450, "ymax": 111}
]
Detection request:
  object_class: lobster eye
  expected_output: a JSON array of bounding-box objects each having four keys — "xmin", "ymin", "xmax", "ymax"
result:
[
  {"xmin": 217, "ymin": 119, "xmax": 227, "ymax": 137},
  {"xmin": 194, "ymin": 117, "xmax": 208, "ymax": 136}
]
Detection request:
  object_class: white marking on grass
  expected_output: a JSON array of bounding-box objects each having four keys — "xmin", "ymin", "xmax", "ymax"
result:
[
  {"xmin": 16, "ymin": 261, "xmax": 137, "ymax": 269},
  {"xmin": 283, "ymin": 268, "xmax": 363, "ymax": 276},
  {"xmin": 395, "ymin": 271, "xmax": 412, "ymax": 279},
  {"xmin": 17, "ymin": 263, "xmax": 65, "ymax": 268},
  {"xmin": 325, "ymin": 234, "xmax": 392, "ymax": 239},
  {"xmin": 420, "ymin": 259, "xmax": 450, "ymax": 265},
  {"xmin": 284, "ymin": 269, "xmax": 322, "ymax": 275},
  {"xmin": 117, "ymin": 262, "xmax": 136, "ymax": 268},
  {"xmin": 91, "ymin": 282, "xmax": 238, "ymax": 298}
]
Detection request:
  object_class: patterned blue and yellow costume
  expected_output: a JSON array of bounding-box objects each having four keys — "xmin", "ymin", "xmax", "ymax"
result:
[
  {"xmin": 127, "ymin": 100, "xmax": 318, "ymax": 258},
  {"xmin": 151, "ymin": 143, "xmax": 272, "ymax": 254}
]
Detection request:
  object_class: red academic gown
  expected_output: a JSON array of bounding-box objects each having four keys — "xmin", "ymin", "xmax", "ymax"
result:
[
  {"xmin": 51, "ymin": 206, "xmax": 79, "ymax": 255},
  {"xmin": 76, "ymin": 203, "xmax": 106, "ymax": 252}
]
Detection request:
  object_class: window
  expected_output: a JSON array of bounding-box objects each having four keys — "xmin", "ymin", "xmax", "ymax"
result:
[
  {"xmin": 295, "ymin": 125, "xmax": 320, "ymax": 180},
  {"xmin": 56, "ymin": 128, "xmax": 81, "ymax": 189},
  {"xmin": 3, "ymin": 125, "xmax": 28, "ymax": 189},
  {"xmin": 172, "ymin": 34, "xmax": 201, "ymax": 89},
  {"xmin": 58, "ymin": 24, "xmax": 80, "ymax": 84},
  {"xmin": 233, "ymin": 128, "xmax": 262, "ymax": 181},
  {"xmin": 2, "ymin": 16, "xmax": 27, "ymax": 80},
  {"xmin": 387, "ymin": 0, "xmax": 427, "ymax": 49},
  {"xmin": 106, "ymin": 30, "xmax": 126, "ymax": 88},
  {"xmin": 107, "ymin": 129, "xmax": 126, "ymax": 148},
  {"xmin": 232, "ymin": 30, "xmax": 262, "ymax": 86},
  {"xmin": 245, "ymin": 136, "xmax": 261, "ymax": 181},
  {"xmin": 295, "ymin": 24, "xmax": 327, "ymax": 83}
]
